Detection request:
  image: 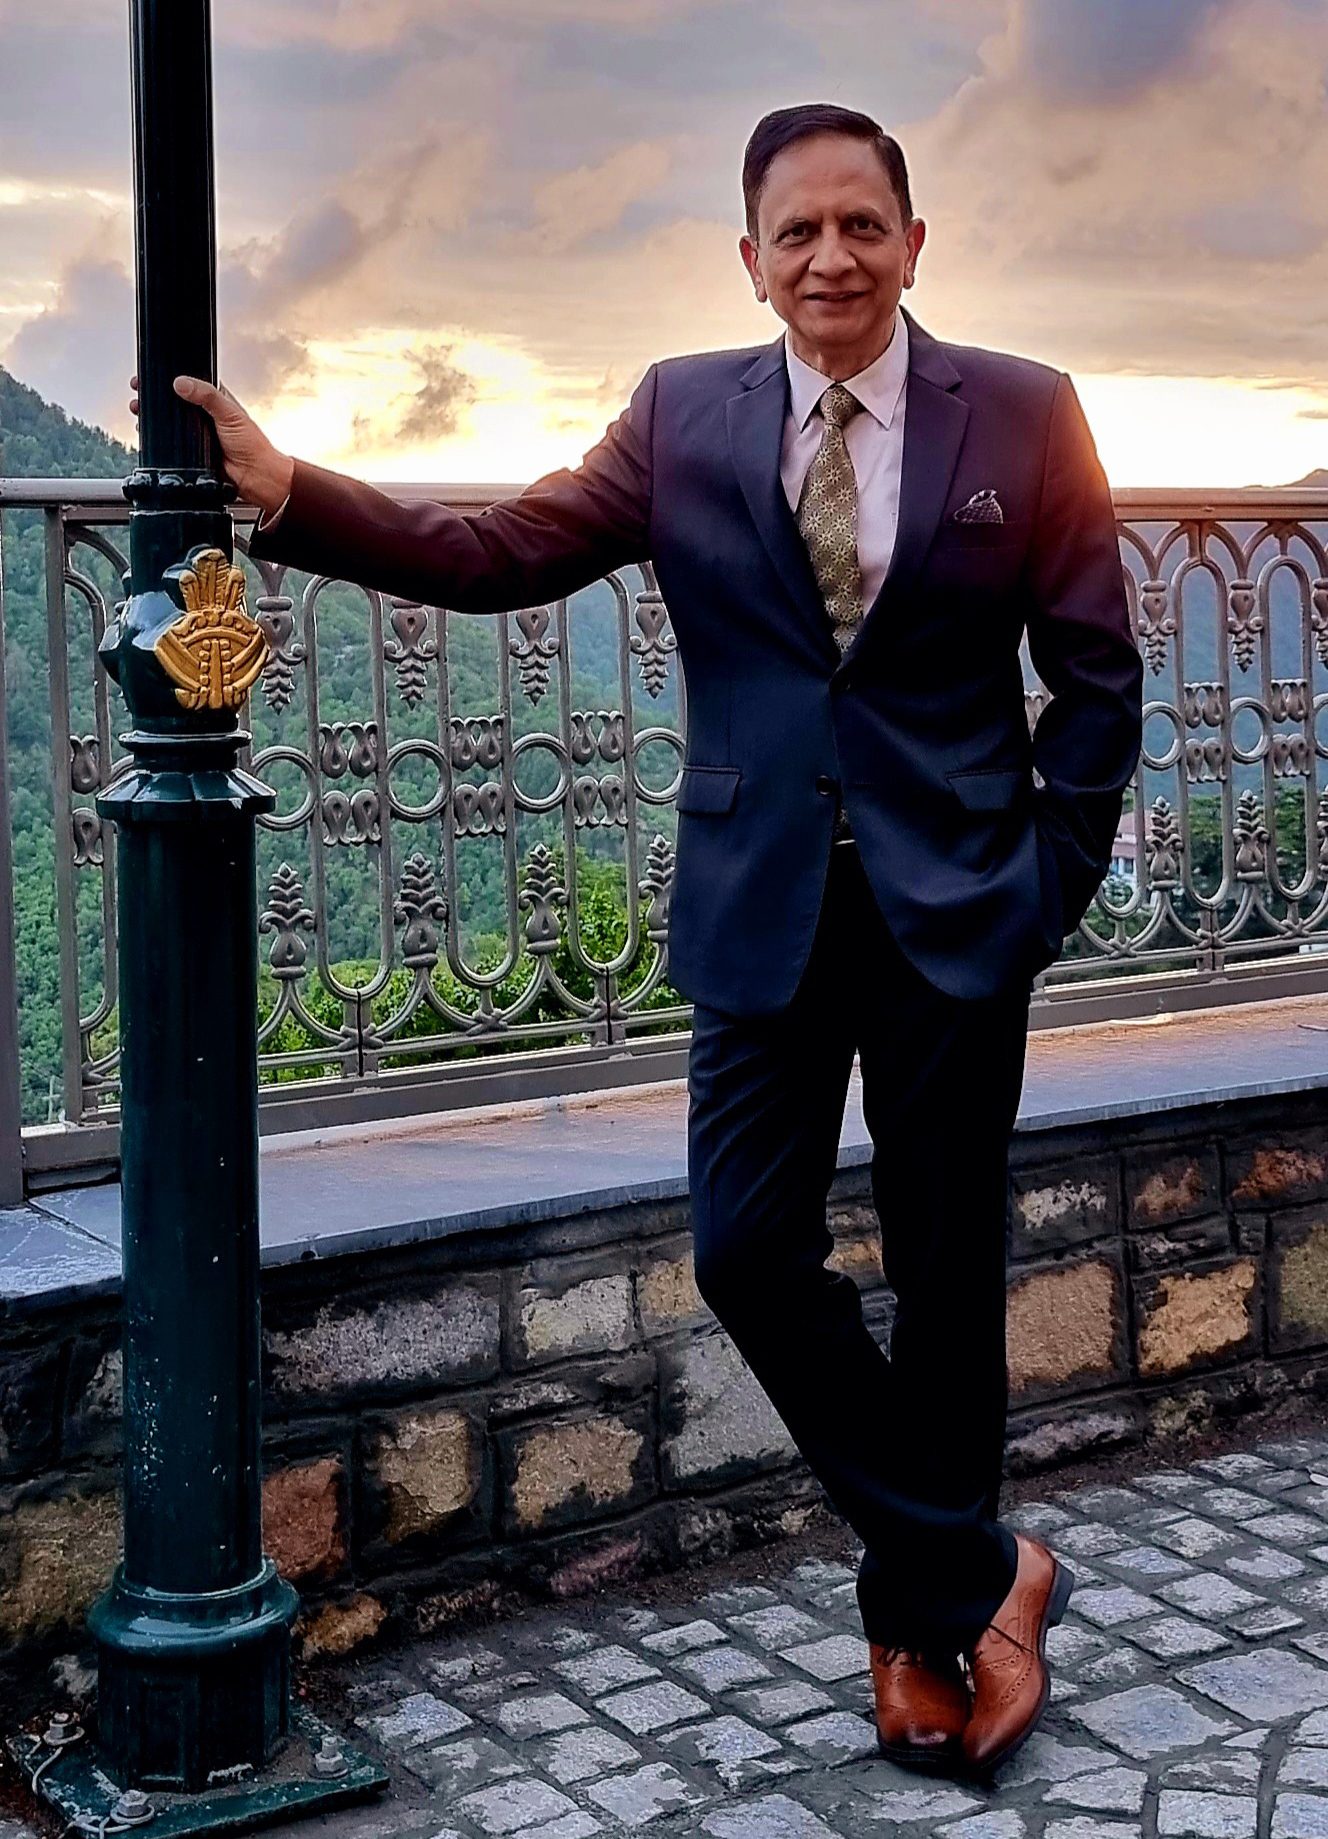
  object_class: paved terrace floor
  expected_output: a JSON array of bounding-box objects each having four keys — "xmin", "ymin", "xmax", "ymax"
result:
[
  {"xmin": 9, "ymin": 987, "xmax": 1328, "ymax": 1294},
  {"xmin": 0, "ymin": 1426, "xmax": 1318, "ymax": 1839},
  {"xmin": 285, "ymin": 1426, "xmax": 1328, "ymax": 1839}
]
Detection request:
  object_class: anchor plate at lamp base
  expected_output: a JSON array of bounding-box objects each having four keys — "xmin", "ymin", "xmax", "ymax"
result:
[{"xmin": 6, "ymin": 1703, "xmax": 387, "ymax": 1839}]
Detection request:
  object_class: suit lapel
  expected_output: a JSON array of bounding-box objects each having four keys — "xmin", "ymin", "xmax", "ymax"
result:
[
  {"xmin": 839, "ymin": 307, "xmax": 969, "ymax": 672},
  {"xmin": 724, "ymin": 308, "xmax": 970, "ymax": 676},
  {"xmin": 725, "ymin": 341, "xmax": 842, "ymax": 669}
]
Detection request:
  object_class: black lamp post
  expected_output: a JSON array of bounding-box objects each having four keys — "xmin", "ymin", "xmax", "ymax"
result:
[
  {"xmin": 88, "ymin": 0, "xmax": 291, "ymax": 1785},
  {"xmin": 7, "ymin": 0, "xmax": 385, "ymax": 1819}
]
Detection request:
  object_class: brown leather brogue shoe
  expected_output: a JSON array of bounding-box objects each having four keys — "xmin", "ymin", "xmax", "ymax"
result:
[
  {"xmin": 869, "ymin": 1640, "xmax": 971, "ymax": 1771},
  {"xmin": 960, "ymin": 1532, "xmax": 1074, "ymax": 1775}
]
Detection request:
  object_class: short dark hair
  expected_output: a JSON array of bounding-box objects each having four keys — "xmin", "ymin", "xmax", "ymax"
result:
[{"xmin": 741, "ymin": 104, "xmax": 913, "ymax": 238}]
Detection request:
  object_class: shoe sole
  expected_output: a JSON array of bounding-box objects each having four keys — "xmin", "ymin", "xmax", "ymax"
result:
[{"xmin": 959, "ymin": 1555, "xmax": 1075, "ymax": 1781}]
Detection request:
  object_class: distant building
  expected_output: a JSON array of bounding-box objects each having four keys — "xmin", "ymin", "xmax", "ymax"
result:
[{"xmin": 1109, "ymin": 821, "xmax": 1138, "ymax": 886}]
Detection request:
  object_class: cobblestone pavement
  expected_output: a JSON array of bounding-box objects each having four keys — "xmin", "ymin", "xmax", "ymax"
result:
[{"xmin": 304, "ymin": 1431, "xmax": 1328, "ymax": 1839}]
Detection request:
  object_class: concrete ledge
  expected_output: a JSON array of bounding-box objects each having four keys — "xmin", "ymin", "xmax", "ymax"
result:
[{"xmin": 8, "ymin": 990, "xmax": 1328, "ymax": 1309}]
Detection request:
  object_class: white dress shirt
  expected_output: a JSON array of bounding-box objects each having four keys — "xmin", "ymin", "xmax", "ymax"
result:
[
  {"xmin": 256, "ymin": 491, "xmax": 288, "ymax": 532},
  {"xmin": 779, "ymin": 304, "xmax": 909, "ymax": 615}
]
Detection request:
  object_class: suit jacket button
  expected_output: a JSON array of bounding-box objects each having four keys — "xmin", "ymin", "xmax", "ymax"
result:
[{"xmin": 815, "ymin": 774, "xmax": 838, "ymax": 796}]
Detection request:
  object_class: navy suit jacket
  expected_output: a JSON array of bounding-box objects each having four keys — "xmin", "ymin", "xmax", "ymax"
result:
[{"xmin": 248, "ymin": 305, "xmax": 1144, "ymax": 1013}]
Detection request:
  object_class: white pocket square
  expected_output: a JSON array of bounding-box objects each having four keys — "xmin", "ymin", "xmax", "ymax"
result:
[{"xmin": 952, "ymin": 488, "xmax": 1004, "ymax": 524}]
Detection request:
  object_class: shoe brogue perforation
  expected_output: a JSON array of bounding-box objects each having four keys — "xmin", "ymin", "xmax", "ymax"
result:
[{"xmin": 960, "ymin": 1533, "xmax": 1073, "ymax": 1775}]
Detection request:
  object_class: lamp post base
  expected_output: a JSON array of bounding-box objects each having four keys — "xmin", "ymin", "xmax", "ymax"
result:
[
  {"xmin": 87, "ymin": 1560, "xmax": 298, "ymax": 1790},
  {"xmin": 6, "ymin": 1701, "xmax": 388, "ymax": 1836}
]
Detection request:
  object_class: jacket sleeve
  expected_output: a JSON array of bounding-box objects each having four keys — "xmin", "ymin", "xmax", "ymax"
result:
[
  {"xmin": 245, "ymin": 363, "xmax": 657, "ymax": 613},
  {"xmin": 1025, "ymin": 371, "xmax": 1144, "ymax": 936}
]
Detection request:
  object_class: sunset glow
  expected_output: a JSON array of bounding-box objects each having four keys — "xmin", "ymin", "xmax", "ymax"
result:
[{"xmin": 2, "ymin": 0, "xmax": 1325, "ymax": 488}]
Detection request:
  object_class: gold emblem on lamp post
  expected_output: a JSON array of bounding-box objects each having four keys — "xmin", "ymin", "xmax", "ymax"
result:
[{"xmin": 154, "ymin": 547, "xmax": 269, "ymax": 712}]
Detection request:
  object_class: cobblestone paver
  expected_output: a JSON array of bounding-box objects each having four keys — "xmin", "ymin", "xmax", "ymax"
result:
[{"xmin": 325, "ymin": 1433, "xmax": 1328, "ymax": 1836}]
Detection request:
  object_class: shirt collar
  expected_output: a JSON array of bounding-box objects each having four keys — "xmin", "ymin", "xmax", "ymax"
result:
[{"xmin": 784, "ymin": 305, "xmax": 909, "ymax": 433}]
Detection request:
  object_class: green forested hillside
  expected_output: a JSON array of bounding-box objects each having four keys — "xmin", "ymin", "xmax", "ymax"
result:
[
  {"xmin": 0, "ymin": 367, "xmax": 682, "ymax": 1126},
  {"xmin": 0, "ymin": 369, "xmax": 137, "ymax": 1124}
]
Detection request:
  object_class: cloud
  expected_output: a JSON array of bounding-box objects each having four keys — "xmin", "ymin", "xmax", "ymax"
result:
[
  {"xmin": 1013, "ymin": 0, "xmax": 1227, "ymax": 100},
  {"xmin": 528, "ymin": 141, "xmax": 674, "ymax": 253},
  {"xmin": 214, "ymin": 127, "xmax": 489, "ymax": 400},
  {"xmin": 5, "ymin": 0, "xmax": 1325, "ymax": 483},
  {"xmin": 216, "ymin": 0, "xmax": 733, "ymax": 52},
  {"xmin": 5, "ymin": 258, "xmax": 134, "ymax": 437},
  {"xmin": 389, "ymin": 343, "xmax": 477, "ymax": 442},
  {"xmin": 904, "ymin": 0, "xmax": 1328, "ymax": 386}
]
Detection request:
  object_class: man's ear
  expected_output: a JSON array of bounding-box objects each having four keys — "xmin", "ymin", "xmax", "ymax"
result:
[
  {"xmin": 738, "ymin": 232, "xmax": 768, "ymax": 304},
  {"xmin": 902, "ymin": 216, "xmax": 926, "ymax": 289}
]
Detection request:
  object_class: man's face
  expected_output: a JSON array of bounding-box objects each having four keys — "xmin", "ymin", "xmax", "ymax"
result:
[{"xmin": 739, "ymin": 132, "xmax": 925, "ymax": 373}]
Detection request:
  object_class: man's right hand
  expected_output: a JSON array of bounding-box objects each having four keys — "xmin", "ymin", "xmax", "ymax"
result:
[{"xmin": 127, "ymin": 372, "xmax": 295, "ymax": 517}]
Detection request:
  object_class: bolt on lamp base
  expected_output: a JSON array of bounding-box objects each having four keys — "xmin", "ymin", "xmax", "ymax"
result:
[{"xmin": 5, "ymin": 1702, "xmax": 388, "ymax": 1838}]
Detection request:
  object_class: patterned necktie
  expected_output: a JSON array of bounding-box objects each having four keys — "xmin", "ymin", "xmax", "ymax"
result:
[
  {"xmin": 796, "ymin": 382, "xmax": 864, "ymax": 844},
  {"xmin": 795, "ymin": 381, "xmax": 866, "ymax": 654}
]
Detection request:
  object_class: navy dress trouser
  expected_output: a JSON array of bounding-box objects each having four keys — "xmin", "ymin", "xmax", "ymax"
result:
[{"xmin": 685, "ymin": 838, "xmax": 1030, "ymax": 1655}]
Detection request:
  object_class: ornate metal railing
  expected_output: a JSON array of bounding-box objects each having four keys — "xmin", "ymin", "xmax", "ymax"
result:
[{"xmin": 2, "ymin": 478, "xmax": 1327, "ymax": 1185}]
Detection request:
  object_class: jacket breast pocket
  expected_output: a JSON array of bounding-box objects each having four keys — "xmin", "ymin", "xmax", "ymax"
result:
[
  {"xmin": 675, "ymin": 764, "xmax": 741, "ymax": 814},
  {"xmin": 937, "ymin": 517, "xmax": 1032, "ymax": 548},
  {"xmin": 927, "ymin": 521, "xmax": 1031, "ymax": 596}
]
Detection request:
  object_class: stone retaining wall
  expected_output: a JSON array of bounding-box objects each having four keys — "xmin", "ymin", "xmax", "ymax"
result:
[{"xmin": 3, "ymin": 1086, "xmax": 1327, "ymax": 1665}]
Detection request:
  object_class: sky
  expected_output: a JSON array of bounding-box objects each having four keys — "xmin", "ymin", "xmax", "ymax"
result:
[{"xmin": 1, "ymin": 0, "xmax": 1326, "ymax": 487}]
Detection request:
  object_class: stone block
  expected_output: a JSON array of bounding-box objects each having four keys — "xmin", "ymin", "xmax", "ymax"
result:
[
  {"xmin": 0, "ymin": 1344, "xmax": 65, "ymax": 1477},
  {"xmin": 669, "ymin": 1476, "xmax": 825, "ymax": 1573},
  {"xmin": 548, "ymin": 1531, "xmax": 647, "ymax": 1598},
  {"xmin": 366, "ymin": 1407, "xmax": 481, "ymax": 1545},
  {"xmin": 638, "ymin": 1249, "xmax": 708, "ymax": 1332},
  {"xmin": 453, "ymin": 1777, "xmax": 585, "ymax": 1835},
  {"xmin": 1177, "ymin": 1651, "xmax": 1328, "ymax": 1721},
  {"xmin": 1157, "ymin": 1791, "xmax": 1256, "ymax": 1837},
  {"xmin": 0, "ymin": 1488, "xmax": 121, "ymax": 1645},
  {"xmin": 1011, "ymin": 1158, "xmax": 1118, "ymax": 1257},
  {"xmin": 1271, "ymin": 1207, "xmax": 1328, "ymax": 1351},
  {"xmin": 511, "ymin": 1259, "xmax": 635, "ymax": 1367},
  {"xmin": 1128, "ymin": 1216, "xmax": 1232, "ymax": 1272},
  {"xmin": 298, "ymin": 1591, "xmax": 387, "ymax": 1658},
  {"xmin": 1005, "ymin": 1404, "xmax": 1141, "ymax": 1476},
  {"xmin": 1229, "ymin": 1132, "xmax": 1328, "ymax": 1208},
  {"xmin": 1125, "ymin": 1146, "xmax": 1221, "ymax": 1228},
  {"xmin": 61, "ymin": 1340, "xmax": 121, "ymax": 1454},
  {"xmin": 1135, "ymin": 1259, "xmax": 1258, "ymax": 1377},
  {"xmin": 827, "ymin": 1235, "xmax": 885, "ymax": 1284},
  {"xmin": 1069, "ymin": 1683, "xmax": 1236, "ymax": 1758},
  {"xmin": 265, "ymin": 1283, "xmax": 500, "ymax": 1402},
  {"xmin": 826, "ymin": 1196, "xmax": 884, "ymax": 1284},
  {"xmin": 661, "ymin": 1332, "xmax": 798, "ymax": 1487},
  {"xmin": 585, "ymin": 1761, "xmax": 710, "ymax": 1827},
  {"xmin": 362, "ymin": 1690, "xmax": 474, "ymax": 1749},
  {"xmin": 536, "ymin": 1723, "xmax": 641, "ymax": 1785},
  {"xmin": 501, "ymin": 1408, "xmax": 651, "ymax": 1535},
  {"xmin": 827, "ymin": 1197, "xmax": 875, "ymax": 1235},
  {"xmin": 489, "ymin": 1350, "xmax": 654, "ymax": 1425},
  {"xmin": 1006, "ymin": 1258, "xmax": 1123, "ymax": 1395},
  {"xmin": 261, "ymin": 1455, "xmax": 347, "ymax": 1583},
  {"xmin": 598, "ymin": 1678, "xmax": 712, "ymax": 1733},
  {"xmin": 1144, "ymin": 1363, "xmax": 1270, "ymax": 1443}
]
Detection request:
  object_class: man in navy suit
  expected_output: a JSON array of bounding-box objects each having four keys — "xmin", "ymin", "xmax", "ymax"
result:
[{"xmin": 148, "ymin": 102, "xmax": 1143, "ymax": 1775}]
